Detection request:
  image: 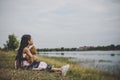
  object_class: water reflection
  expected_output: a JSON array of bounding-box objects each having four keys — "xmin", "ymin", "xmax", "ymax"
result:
[{"xmin": 39, "ymin": 51, "xmax": 120, "ymax": 75}]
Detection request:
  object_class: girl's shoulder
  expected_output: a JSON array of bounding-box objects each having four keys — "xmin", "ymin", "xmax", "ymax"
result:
[{"xmin": 23, "ymin": 47, "xmax": 30, "ymax": 53}]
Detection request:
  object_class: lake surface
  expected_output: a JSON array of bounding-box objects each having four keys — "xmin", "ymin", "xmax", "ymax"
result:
[{"xmin": 39, "ymin": 51, "xmax": 120, "ymax": 75}]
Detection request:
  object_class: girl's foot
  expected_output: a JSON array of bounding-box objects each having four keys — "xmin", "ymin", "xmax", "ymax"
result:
[{"xmin": 61, "ymin": 64, "xmax": 70, "ymax": 76}]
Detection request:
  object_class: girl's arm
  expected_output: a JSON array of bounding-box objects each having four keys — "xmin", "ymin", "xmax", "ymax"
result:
[{"xmin": 24, "ymin": 47, "xmax": 37, "ymax": 63}]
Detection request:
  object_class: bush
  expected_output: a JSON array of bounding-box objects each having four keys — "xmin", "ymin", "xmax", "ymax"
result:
[{"xmin": 3, "ymin": 34, "xmax": 19, "ymax": 50}]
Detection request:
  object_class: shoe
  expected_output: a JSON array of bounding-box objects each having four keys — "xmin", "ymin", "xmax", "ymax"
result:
[{"xmin": 61, "ymin": 64, "xmax": 70, "ymax": 76}]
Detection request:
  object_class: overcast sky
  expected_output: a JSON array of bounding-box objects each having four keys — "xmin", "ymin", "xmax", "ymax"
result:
[{"xmin": 0, "ymin": 0, "xmax": 120, "ymax": 48}]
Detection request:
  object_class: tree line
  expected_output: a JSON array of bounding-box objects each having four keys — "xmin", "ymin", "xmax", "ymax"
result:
[
  {"xmin": 37, "ymin": 44, "xmax": 120, "ymax": 52},
  {"xmin": 37, "ymin": 47, "xmax": 78, "ymax": 52}
]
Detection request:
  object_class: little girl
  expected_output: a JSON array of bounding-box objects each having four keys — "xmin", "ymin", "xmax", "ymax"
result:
[{"xmin": 15, "ymin": 34, "xmax": 69, "ymax": 76}]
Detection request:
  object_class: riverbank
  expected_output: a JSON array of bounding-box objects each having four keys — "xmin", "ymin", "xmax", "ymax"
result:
[{"xmin": 0, "ymin": 50, "xmax": 119, "ymax": 80}]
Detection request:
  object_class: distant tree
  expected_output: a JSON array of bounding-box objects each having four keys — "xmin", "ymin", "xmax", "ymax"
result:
[
  {"xmin": 110, "ymin": 44, "xmax": 115, "ymax": 50},
  {"xmin": 71, "ymin": 48, "xmax": 77, "ymax": 51},
  {"xmin": 116, "ymin": 45, "xmax": 120, "ymax": 50},
  {"xmin": 61, "ymin": 47, "xmax": 64, "ymax": 51},
  {"xmin": 4, "ymin": 34, "xmax": 19, "ymax": 50}
]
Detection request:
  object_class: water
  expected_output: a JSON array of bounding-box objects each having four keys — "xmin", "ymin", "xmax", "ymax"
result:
[{"xmin": 39, "ymin": 51, "xmax": 120, "ymax": 75}]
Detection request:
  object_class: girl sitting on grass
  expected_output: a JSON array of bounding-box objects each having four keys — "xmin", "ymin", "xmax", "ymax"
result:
[{"xmin": 15, "ymin": 34, "xmax": 69, "ymax": 76}]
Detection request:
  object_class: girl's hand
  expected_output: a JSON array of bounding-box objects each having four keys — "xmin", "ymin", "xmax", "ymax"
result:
[{"xmin": 33, "ymin": 55, "xmax": 38, "ymax": 61}]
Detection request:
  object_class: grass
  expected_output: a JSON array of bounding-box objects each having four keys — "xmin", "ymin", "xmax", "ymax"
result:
[{"xmin": 0, "ymin": 50, "xmax": 119, "ymax": 80}]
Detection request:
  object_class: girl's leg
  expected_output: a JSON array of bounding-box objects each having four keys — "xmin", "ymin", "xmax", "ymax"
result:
[
  {"xmin": 51, "ymin": 67, "xmax": 61, "ymax": 71},
  {"xmin": 51, "ymin": 64, "xmax": 70, "ymax": 76},
  {"xmin": 32, "ymin": 62, "xmax": 47, "ymax": 71},
  {"xmin": 32, "ymin": 62, "xmax": 69, "ymax": 76},
  {"xmin": 32, "ymin": 67, "xmax": 44, "ymax": 70},
  {"xmin": 51, "ymin": 67, "xmax": 62, "ymax": 74}
]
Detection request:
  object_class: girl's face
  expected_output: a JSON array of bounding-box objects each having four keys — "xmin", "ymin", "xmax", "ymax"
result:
[{"xmin": 28, "ymin": 38, "xmax": 33, "ymax": 45}]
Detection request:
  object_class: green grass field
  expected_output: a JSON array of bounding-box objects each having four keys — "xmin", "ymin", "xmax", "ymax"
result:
[{"xmin": 0, "ymin": 50, "xmax": 119, "ymax": 80}]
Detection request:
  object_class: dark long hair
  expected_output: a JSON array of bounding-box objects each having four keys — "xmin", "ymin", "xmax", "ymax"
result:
[{"xmin": 16, "ymin": 34, "xmax": 31, "ymax": 68}]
